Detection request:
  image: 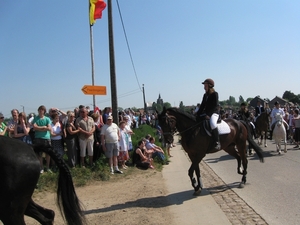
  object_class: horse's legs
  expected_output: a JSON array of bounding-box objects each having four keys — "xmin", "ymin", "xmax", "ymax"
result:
[
  {"xmin": 264, "ymin": 131, "xmax": 268, "ymax": 147},
  {"xmin": 188, "ymin": 164, "xmax": 196, "ymax": 189},
  {"xmin": 188, "ymin": 163, "xmax": 203, "ymax": 194},
  {"xmin": 224, "ymin": 145, "xmax": 242, "ymax": 174},
  {"xmin": 24, "ymin": 199, "xmax": 55, "ymax": 225},
  {"xmin": 283, "ymin": 132, "xmax": 287, "ymax": 153}
]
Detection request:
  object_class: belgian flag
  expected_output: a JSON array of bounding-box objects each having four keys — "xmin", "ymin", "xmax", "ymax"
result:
[{"xmin": 90, "ymin": 0, "xmax": 106, "ymax": 26}]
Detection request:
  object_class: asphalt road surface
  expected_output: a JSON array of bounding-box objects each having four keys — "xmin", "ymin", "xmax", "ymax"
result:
[{"xmin": 204, "ymin": 139, "xmax": 300, "ymax": 225}]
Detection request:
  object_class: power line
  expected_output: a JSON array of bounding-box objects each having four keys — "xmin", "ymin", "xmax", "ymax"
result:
[{"xmin": 116, "ymin": 0, "xmax": 142, "ymax": 91}]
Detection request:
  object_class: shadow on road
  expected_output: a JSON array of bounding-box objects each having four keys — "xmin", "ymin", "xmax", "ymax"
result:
[{"xmin": 84, "ymin": 189, "xmax": 210, "ymax": 215}]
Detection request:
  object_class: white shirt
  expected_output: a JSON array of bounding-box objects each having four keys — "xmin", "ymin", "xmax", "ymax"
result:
[
  {"xmin": 271, "ymin": 107, "xmax": 285, "ymax": 125},
  {"xmin": 101, "ymin": 123, "xmax": 119, "ymax": 143}
]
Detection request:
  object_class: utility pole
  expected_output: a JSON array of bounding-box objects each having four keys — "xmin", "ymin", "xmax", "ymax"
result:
[
  {"xmin": 107, "ymin": 0, "xmax": 118, "ymax": 124},
  {"xmin": 142, "ymin": 84, "xmax": 147, "ymax": 112}
]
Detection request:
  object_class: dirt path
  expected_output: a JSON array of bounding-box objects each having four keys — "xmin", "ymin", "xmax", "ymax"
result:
[{"xmin": 25, "ymin": 169, "xmax": 174, "ymax": 225}]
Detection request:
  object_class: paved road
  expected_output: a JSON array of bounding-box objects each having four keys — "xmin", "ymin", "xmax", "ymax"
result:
[
  {"xmin": 163, "ymin": 135, "xmax": 267, "ymax": 225},
  {"xmin": 204, "ymin": 139, "xmax": 300, "ymax": 225}
]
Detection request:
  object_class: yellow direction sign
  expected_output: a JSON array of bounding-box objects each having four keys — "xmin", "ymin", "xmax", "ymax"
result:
[{"xmin": 81, "ymin": 85, "xmax": 107, "ymax": 95}]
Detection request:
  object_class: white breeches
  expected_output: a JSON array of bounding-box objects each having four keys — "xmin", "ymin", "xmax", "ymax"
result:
[{"xmin": 210, "ymin": 113, "xmax": 219, "ymax": 130}]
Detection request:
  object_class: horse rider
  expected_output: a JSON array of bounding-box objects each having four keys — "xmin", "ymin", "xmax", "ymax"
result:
[
  {"xmin": 236, "ymin": 103, "xmax": 257, "ymax": 155},
  {"xmin": 197, "ymin": 78, "xmax": 220, "ymax": 150},
  {"xmin": 270, "ymin": 101, "xmax": 289, "ymax": 140},
  {"xmin": 255, "ymin": 100, "xmax": 265, "ymax": 121}
]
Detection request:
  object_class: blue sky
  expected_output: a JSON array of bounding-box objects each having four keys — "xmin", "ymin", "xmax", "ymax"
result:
[{"xmin": 1, "ymin": 0, "xmax": 299, "ymax": 118}]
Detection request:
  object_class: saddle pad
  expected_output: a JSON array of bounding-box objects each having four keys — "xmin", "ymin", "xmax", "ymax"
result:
[{"xmin": 217, "ymin": 121, "xmax": 230, "ymax": 135}]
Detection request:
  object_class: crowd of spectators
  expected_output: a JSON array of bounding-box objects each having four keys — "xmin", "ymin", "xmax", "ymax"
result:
[{"xmin": 0, "ymin": 105, "xmax": 167, "ymax": 174}]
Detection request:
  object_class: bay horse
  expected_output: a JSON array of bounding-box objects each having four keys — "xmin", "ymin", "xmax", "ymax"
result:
[
  {"xmin": 0, "ymin": 136, "xmax": 85, "ymax": 225},
  {"xmin": 273, "ymin": 113, "xmax": 287, "ymax": 154},
  {"xmin": 158, "ymin": 107, "xmax": 264, "ymax": 194},
  {"xmin": 255, "ymin": 111, "xmax": 270, "ymax": 147}
]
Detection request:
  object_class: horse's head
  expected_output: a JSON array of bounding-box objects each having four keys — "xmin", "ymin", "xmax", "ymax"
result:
[
  {"xmin": 157, "ymin": 107, "xmax": 176, "ymax": 144},
  {"xmin": 275, "ymin": 113, "xmax": 283, "ymax": 126}
]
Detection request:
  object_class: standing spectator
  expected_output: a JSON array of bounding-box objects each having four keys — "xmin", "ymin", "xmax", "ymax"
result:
[
  {"xmin": 75, "ymin": 107, "xmax": 95, "ymax": 168},
  {"xmin": 7, "ymin": 109, "xmax": 19, "ymax": 137},
  {"xmin": 292, "ymin": 109, "xmax": 300, "ymax": 149},
  {"xmin": 193, "ymin": 103, "xmax": 201, "ymax": 115},
  {"xmin": 65, "ymin": 111, "xmax": 80, "ymax": 168},
  {"xmin": 102, "ymin": 107, "xmax": 111, "ymax": 124},
  {"xmin": 32, "ymin": 105, "xmax": 52, "ymax": 173},
  {"xmin": 0, "ymin": 113, "xmax": 7, "ymax": 136},
  {"xmin": 118, "ymin": 121, "xmax": 129, "ymax": 169},
  {"xmin": 50, "ymin": 112, "xmax": 64, "ymax": 158},
  {"xmin": 13, "ymin": 112, "xmax": 32, "ymax": 144},
  {"xmin": 28, "ymin": 113, "xmax": 35, "ymax": 142},
  {"xmin": 101, "ymin": 115, "xmax": 123, "ymax": 174},
  {"xmin": 124, "ymin": 116, "xmax": 134, "ymax": 151},
  {"xmin": 91, "ymin": 113, "xmax": 103, "ymax": 162},
  {"xmin": 289, "ymin": 109, "xmax": 295, "ymax": 143}
]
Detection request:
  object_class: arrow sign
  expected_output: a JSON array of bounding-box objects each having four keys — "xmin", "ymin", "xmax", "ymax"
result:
[{"xmin": 81, "ymin": 85, "xmax": 107, "ymax": 95}]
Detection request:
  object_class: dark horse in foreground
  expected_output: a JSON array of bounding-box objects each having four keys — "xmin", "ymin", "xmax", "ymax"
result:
[
  {"xmin": 158, "ymin": 108, "xmax": 264, "ymax": 194},
  {"xmin": 0, "ymin": 136, "xmax": 85, "ymax": 225}
]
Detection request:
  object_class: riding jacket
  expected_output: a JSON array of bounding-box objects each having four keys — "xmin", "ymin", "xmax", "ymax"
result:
[{"xmin": 197, "ymin": 91, "xmax": 219, "ymax": 117}]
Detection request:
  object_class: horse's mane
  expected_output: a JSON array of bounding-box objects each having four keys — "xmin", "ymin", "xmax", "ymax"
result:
[{"xmin": 167, "ymin": 107, "xmax": 196, "ymax": 122}]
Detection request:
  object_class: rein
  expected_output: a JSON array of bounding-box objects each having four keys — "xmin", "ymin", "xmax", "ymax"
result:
[{"xmin": 164, "ymin": 114, "xmax": 202, "ymax": 135}]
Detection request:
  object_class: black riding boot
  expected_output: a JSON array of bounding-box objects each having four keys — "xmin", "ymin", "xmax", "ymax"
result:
[{"xmin": 212, "ymin": 128, "xmax": 221, "ymax": 150}]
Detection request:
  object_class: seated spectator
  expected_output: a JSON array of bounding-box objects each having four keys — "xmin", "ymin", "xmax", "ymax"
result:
[
  {"xmin": 132, "ymin": 140, "xmax": 154, "ymax": 169},
  {"xmin": 145, "ymin": 137, "xmax": 168, "ymax": 164},
  {"xmin": 13, "ymin": 112, "xmax": 32, "ymax": 144}
]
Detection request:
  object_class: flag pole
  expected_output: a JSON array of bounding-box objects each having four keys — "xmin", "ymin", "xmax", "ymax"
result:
[{"xmin": 89, "ymin": 1, "xmax": 96, "ymax": 110}]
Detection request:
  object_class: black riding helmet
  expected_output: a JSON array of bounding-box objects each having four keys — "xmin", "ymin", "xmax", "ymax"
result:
[{"xmin": 202, "ymin": 78, "xmax": 214, "ymax": 87}]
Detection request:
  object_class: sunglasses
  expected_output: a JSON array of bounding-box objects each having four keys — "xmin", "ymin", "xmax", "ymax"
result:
[{"xmin": 0, "ymin": 117, "xmax": 4, "ymax": 119}]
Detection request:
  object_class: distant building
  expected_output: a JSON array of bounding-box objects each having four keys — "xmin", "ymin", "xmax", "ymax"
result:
[
  {"xmin": 269, "ymin": 96, "xmax": 289, "ymax": 108},
  {"xmin": 249, "ymin": 96, "xmax": 268, "ymax": 108},
  {"xmin": 157, "ymin": 94, "xmax": 163, "ymax": 106}
]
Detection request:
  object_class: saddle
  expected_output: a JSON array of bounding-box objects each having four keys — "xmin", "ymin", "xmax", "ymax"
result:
[{"xmin": 197, "ymin": 115, "xmax": 230, "ymax": 136}]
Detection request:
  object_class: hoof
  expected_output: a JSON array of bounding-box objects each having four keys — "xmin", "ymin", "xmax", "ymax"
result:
[
  {"xmin": 284, "ymin": 149, "xmax": 287, "ymax": 153},
  {"xmin": 193, "ymin": 189, "xmax": 202, "ymax": 196},
  {"xmin": 239, "ymin": 182, "xmax": 245, "ymax": 188}
]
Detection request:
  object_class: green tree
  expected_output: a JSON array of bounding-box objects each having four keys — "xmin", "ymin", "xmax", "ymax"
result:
[
  {"xmin": 228, "ymin": 96, "xmax": 236, "ymax": 105},
  {"xmin": 282, "ymin": 90, "xmax": 295, "ymax": 101},
  {"xmin": 163, "ymin": 102, "xmax": 171, "ymax": 109},
  {"xmin": 156, "ymin": 104, "xmax": 163, "ymax": 113},
  {"xmin": 246, "ymin": 97, "xmax": 253, "ymax": 103},
  {"xmin": 239, "ymin": 95, "xmax": 245, "ymax": 104},
  {"xmin": 152, "ymin": 102, "xmax": 157, "ymax": 110}
]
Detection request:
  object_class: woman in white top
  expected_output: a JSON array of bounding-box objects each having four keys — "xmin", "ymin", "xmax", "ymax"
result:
[{"xmin": 50, "ymin": 112, "xmax": 64, "ymax": 158}]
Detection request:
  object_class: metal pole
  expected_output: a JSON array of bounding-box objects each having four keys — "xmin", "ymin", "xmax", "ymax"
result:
[
  {"xmin": 142, "ymin": 84, "xmax": 147, "ymax": 112},
  {"xmin": 107, "ymin": 0, "xmax": 118, "ymax": 124},
  {"xmin": 89, "ymin": 1, "xmax": 96, "ymax": 110}
]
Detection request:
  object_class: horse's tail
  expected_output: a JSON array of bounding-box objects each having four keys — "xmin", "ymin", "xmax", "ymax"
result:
[
  {"xmin": 34, "ymin": 144, "xmax": 86, "ymax": 225},
  {"xmin": 240, "ymin": 121, "xmax": 264, "ymax": 163}
]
